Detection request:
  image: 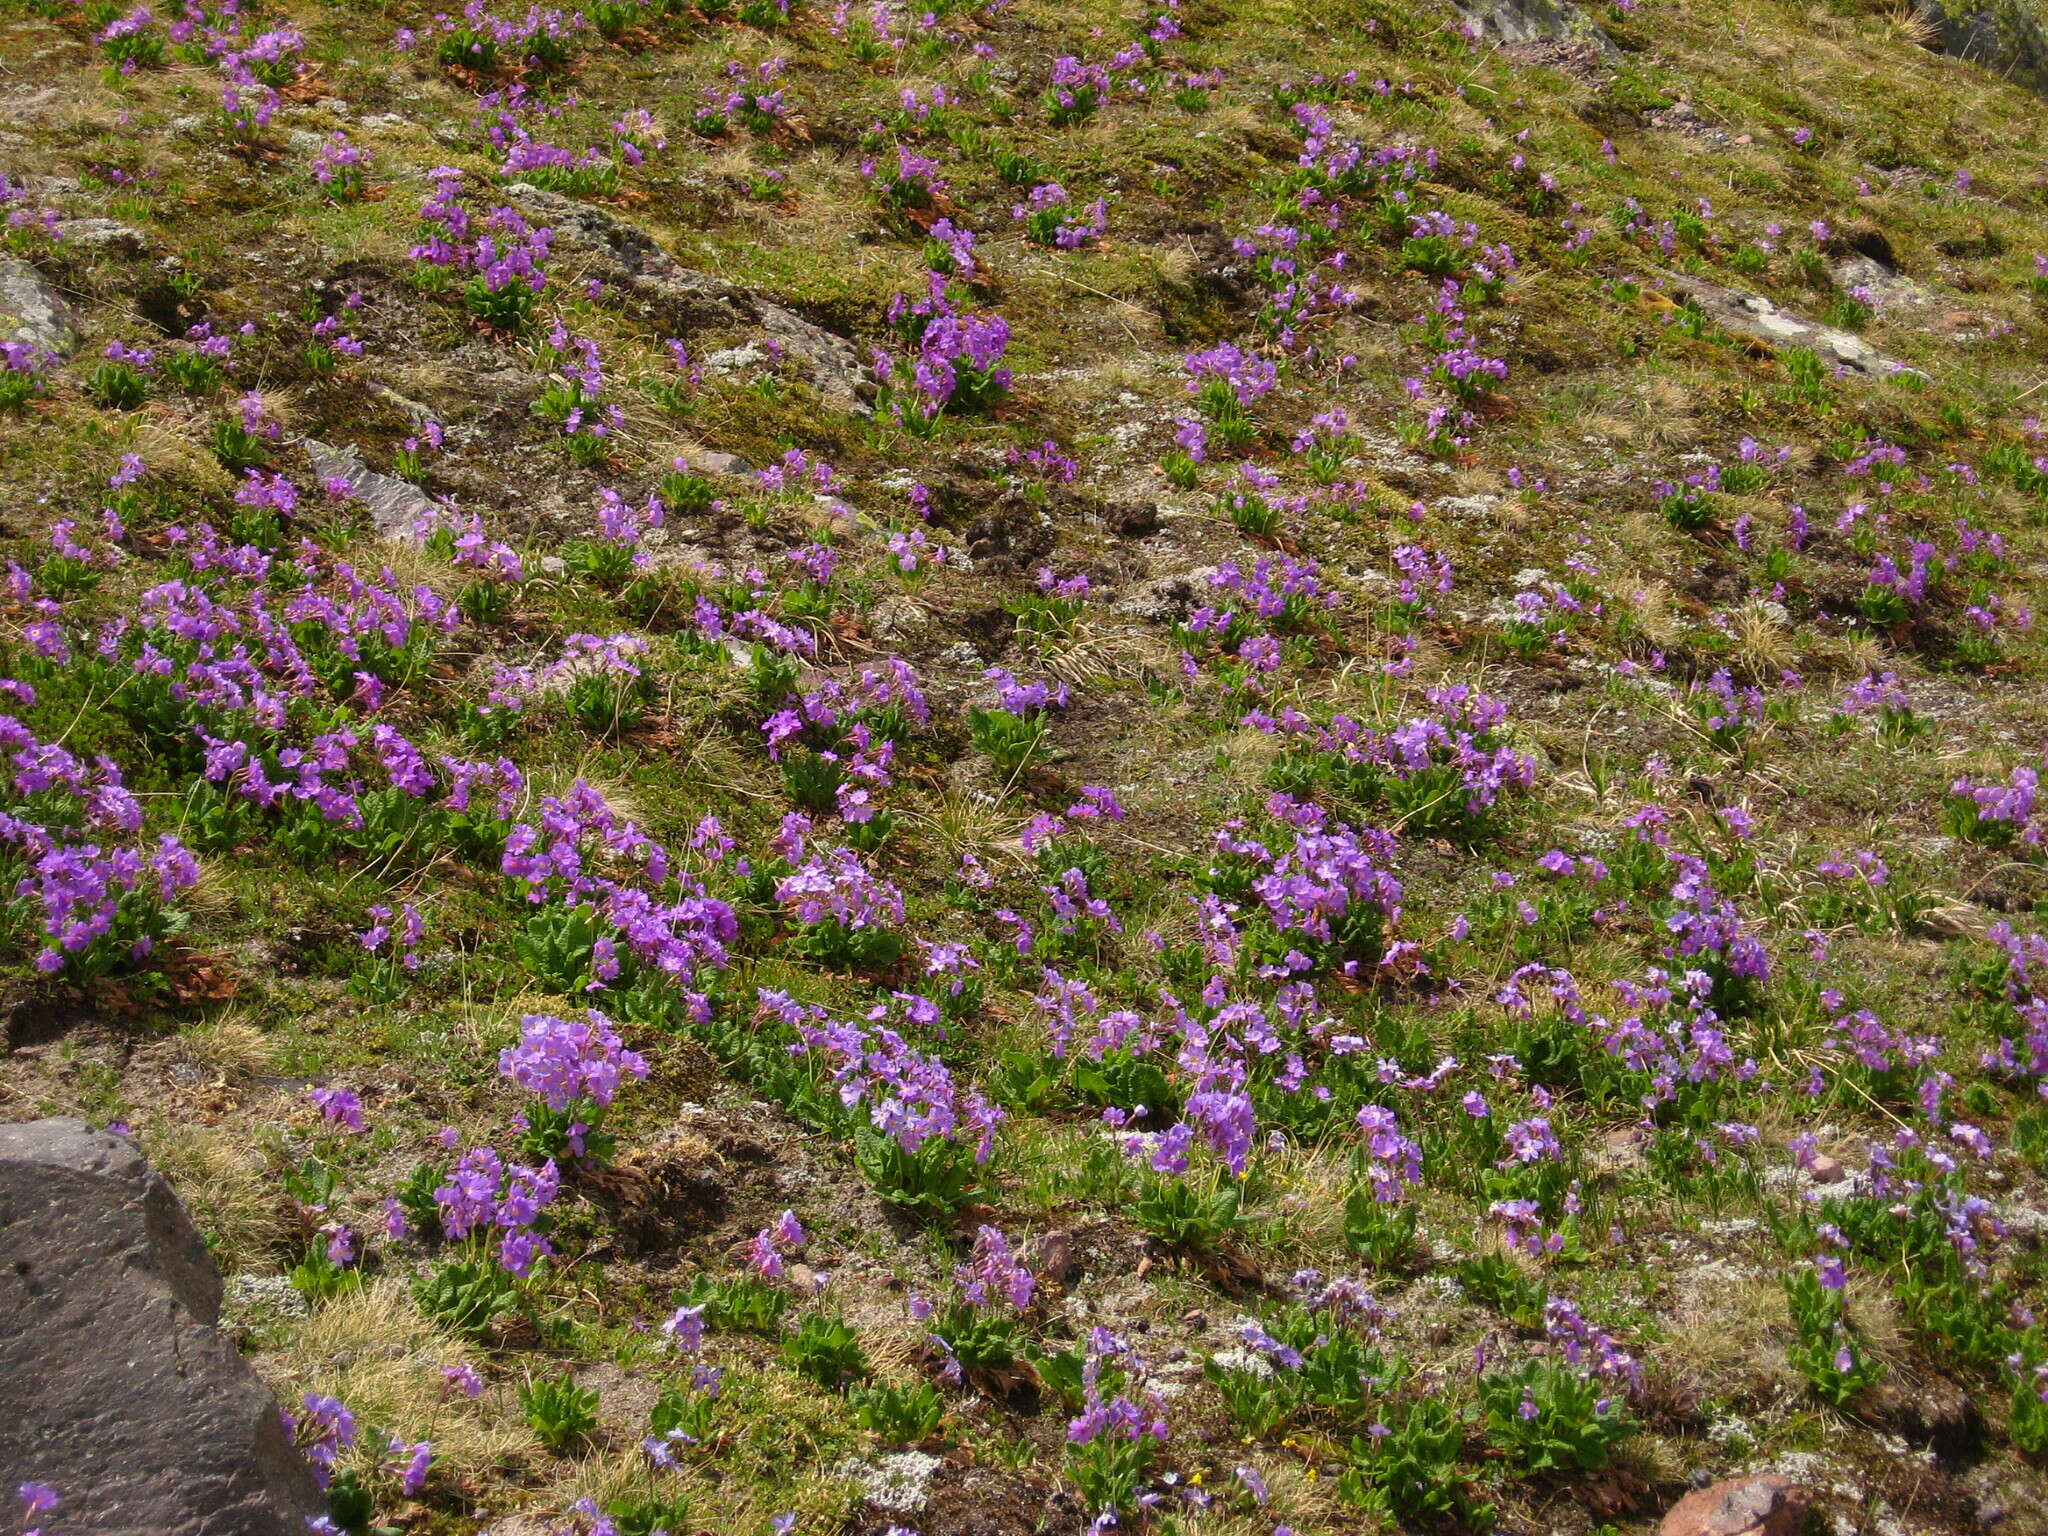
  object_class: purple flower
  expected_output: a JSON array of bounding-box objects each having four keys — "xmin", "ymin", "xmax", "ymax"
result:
[
  {"xmin": 497, "ymin": 1228, "xmax": 552, "ymax": 1278},
  {"xmin": 322, "ymin": 1224, "xmax": 355, "ymax": 1266},
  {"xmin": 956, "ymin": 1225, "xmax": 1036, "ymax": 1310},
  {"xmin": 310, "ymin": 1086, "xmax": 365, "ymax": 1133},
  {"xmin": 297, "ymin": 1393, "xmax": 356, "ymax": 1486},
  {"xmin": 1501, "ymin": 1117, "xmax": 1561, "ymax": 1164},
  {"xmin": 19, "ymin": 1485, "xmax": 60, "ymax": 1518},
  {"xmin": 662, "ymin": 1302, "xmax": 706, "ymax": 1353},
  {"xmin": 387, "ymin": 1437, "xmax": 432, "ymax": 1496},
  {"xmin": 442, "ymin": 1363, "xmax": 484, "ymax": 1399}
]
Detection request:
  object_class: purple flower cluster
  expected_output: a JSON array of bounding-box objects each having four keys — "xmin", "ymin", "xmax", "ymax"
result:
[
  {"xmin": 0, "ymin": 716, "xmax": 200, "ymax": 974},
  {"xmin": 435, "ymin": 1144, "xmax": 561, "ymax": 1275},
  {"xmin": 310, "ymin": 132, "xmax": 369, "ymax": 197},
  {"xmin": 1185, "ymin": 343, "xmax": 1277, "ymax": 407},
  {"xmin": 1951, "ymin": 757, "xmax": 2043, "ymax": 845},
  {"xmin": 412, "ymin": 168, "xmax": 553, "ymax": 301},
  {"xmin": 984, "ymin": 667, "xmax": 1069, "ymax": 714},
  {"xmin": 1015, "ymin": 183, "xmax": 1108, "ymax": 249},
  {"xmin": 955, "ymin": 1224, "xmax": 1036, "ymax": 1309},
  {"xmin": 776, "ymin": 844, "xmax": 905, "ymax": 931},
  {"xmin": 875, "ymin": 277, "xmax": 1013, "ymax": 421},
  {"xmin": 295, "ymin": 1393, "xmax": 356, "ymax": 1488},
  {"xmin": 776, "ymin": 990, "xmax": 1004, "ymax": 1160},
  {"xmin": 499, "ymin": 1009, "xmax": 648, "ymax": 1111}
]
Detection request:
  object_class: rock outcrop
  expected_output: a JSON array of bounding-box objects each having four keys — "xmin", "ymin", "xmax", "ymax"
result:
[
  {"xmin": 303, "ymin": 438, "xmax": 438, "ymax": 542},
  {"xmin": 0, "ymin": 1118, "xmax": 325, "ymax": 1536},
  {"xmin": 502, "ymin": 184, "xmax": 874, "ymax": 416},
  {"xmin": 1452, "ymin": 0, "xmax": 1612, "ymax": 48},
  {"xmin": 0, "ymin": 255, "xmax": 80, "ymax": 359}
]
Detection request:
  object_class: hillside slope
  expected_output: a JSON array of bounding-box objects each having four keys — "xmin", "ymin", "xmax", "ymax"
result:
[{"xmin": 4, "ymin": 0, "xmax": 2048, "ymax": 1530}]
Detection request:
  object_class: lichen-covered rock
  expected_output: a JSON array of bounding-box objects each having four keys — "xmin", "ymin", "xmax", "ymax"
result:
[
  {"xmin": 1661, "ymin": 273, "xmax": 1925, "ymax": 378},
  {"xmin": 0, "ymin": 254, "xmax": 79, "ymax": 358},
  {"xmin": 1453, "ymin": 0, "xmax": 1612, "ymax": 47},
  {"xmin": 0, "ymin": 1118, "xmax": 325, "ymax": 1536}
]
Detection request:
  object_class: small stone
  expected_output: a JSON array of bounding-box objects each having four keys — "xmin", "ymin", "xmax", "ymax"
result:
[
  {"xmin": 785, "ymin": 1263, "xmax": 828, "ymax": 1295},
  {"xmin": 1104, "ymin": 499, "xmax": 1160, "ymax": 537},
  {"xmin": 1806, "ymin": 1154, "xmax": 1845, "ymax": 1183},
  {"xmin": 1027, "ymin": 1229, "xmax": 1077, "ymax": 1284},
  {"xmin": 1599, "ymin": 1125, "xmax": 1647, "ymax": 1170},
  {"xmin": 693, "ymin": 450, "xmax": 750, "ymax": 476},
  {"xmin": 869, "ymin": 596, "xmax": 930, "ymax": 645},
  {"xmin": 1658, "ymin": 1475, "xmax": 1810, "ymax": 1536},
  {"xmin": 1865, "ymin": 1377, "xmax": 1988, "ymax": 1466}
]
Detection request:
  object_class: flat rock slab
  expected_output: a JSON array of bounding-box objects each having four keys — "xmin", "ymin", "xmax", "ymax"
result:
[
  {"xmin": 502, "ymin": 184, "xmax": 874, "ymax": 417},
  {"xmin": 0, "ymin": 1117, "xmax": 325, "ymax": 1536},
  {"xmin": 1661, "ymin": 272, "xmax": 1925, "ymax": 379},
  {"xmin": 54, "ymin": 219, "xmax": 153, "ymax": 258},
  {"xmin": 304, "ymin": 437, "xmax": 436, "ymax": 541},
  {"xmin": 1659, "ymin": 1475, "xmax": 1811, "ymax": 1536},
  {"xmin": 0, "ymin": 254, "xmax": 80, "ymax": 358},
  {"xmin": 1455, "ymin": 0, "xmax": 1612, "ymax": 47}
]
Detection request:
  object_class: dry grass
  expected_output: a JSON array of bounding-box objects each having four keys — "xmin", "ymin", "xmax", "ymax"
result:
[
  {"xmin": 169, "ymin": 1012, "xmax": 278, "ymax": 1083},
  {"xmin": 1732, "ymin": 600, "xmax": 1797, "ymax": 677},
  {"xmin": 1660, "ymin": 1265, "xmax": 1793, "ymax": 1396},
  {"xmin": 266, "ymin": 1280, "xmax": 532, "ymax": 1482},
  {"xmin": 1815, "ymin": 628, "xmax": 1892, "ymax": 680},
  {"xmin": 1624, "ymin": 580, "xmax": 1681, "ymax": 647},
  {"xmin": 142, "ymin": 1121, "xmax": 292, "ymax": 1272},
  {"xmin": 906, "ymin": 791, "xmax": 1027, "ymax": 867}
]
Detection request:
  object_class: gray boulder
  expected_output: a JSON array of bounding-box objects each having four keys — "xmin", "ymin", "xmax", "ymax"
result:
[
  {"xmin": 0, "ymin": 255, "xmax": 80, "ymax": 359},
  {"xmin": 1659, "ymin": 273, "xmax": 1925, "ymax": 380},
  {"xmin": 0, "ymin": 1118, "xmax": 325, "ymax": 1536},
  {"xmin": 1452, "ymin": 0, "xmax": 1611, "ymax": 47},
  {"xmin": 1915, "ymin": 0, "xmax": 2048, "ymax": 95}
]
